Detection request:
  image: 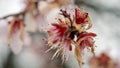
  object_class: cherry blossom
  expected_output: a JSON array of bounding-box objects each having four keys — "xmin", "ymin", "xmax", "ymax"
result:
[
  {"xmin": 89, "ymin": 53, "xmax": 118, "ymax": 68},
  {"xmin": 0, "ymin": 17, "xmax": 30, "ymax": 54},
  {"xmin": 47, "ymin": 7, "xmax": 96, "ymax": 67},
  {"xmin": 47, "ymin": 19, "xmax": 72, "ymax": 62}
]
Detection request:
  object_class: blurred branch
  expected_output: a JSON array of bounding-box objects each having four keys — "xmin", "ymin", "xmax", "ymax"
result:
[
  {"xmin": 0, "ymin": 0, "xmax": 40, "ymax": 20},
  {"xmin": 4, "ymin": 52, "xmax": 14, "ymax": 68},
  {"xmin": 0, "ymin": 11, "xmax": 26, "ymax": 20}
]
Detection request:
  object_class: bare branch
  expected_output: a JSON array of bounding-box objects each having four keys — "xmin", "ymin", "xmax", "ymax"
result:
[{"xmin": 0, "ymin": 10, "xmax": 26, "ymax": 20}]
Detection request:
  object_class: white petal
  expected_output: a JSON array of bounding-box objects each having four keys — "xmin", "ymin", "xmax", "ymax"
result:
[
  {"xmin": 10, "ymin": 32, "xmax": 23, "ymax": 54},
  {"xmin": 0, "ymin": 24, "xmax": 8, "ymax": 42},
  {"xmin": 23, "ymin": 33, "xmax": 31, "ymax": 46},
  {"xmin": 37, "ymin": 16, "xmax": 49, "ymax": 32},
  {"xmin": 24, "ymin": 13, "xmax": 37, "ymax": 32}
]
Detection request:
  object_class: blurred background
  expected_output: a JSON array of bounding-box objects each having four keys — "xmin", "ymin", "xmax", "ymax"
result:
[{"xmin": 0, "ymin": 0, "xmax": 120, "ymax": 68}]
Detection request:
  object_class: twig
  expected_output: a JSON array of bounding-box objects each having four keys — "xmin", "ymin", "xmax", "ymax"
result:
[{"xmin": 0, "ymin": 10, "xmax": 26, "ymax": 20}]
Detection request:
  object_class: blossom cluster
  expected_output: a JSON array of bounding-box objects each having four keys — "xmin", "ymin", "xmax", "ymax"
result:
[
  {"xmin": 47, "ymin": 7, "xmax": 96, "ymax": 67},
  {"xmin": 89, "ymin": 53, "xmax": 117, "ymax": 68},
  {"xmin": 0, "ymin": 0, "xmax": 97, "ymax": 67},
  {"xmin": 0, "ymin": 0, "xmax": 38, "ymax": 54}
]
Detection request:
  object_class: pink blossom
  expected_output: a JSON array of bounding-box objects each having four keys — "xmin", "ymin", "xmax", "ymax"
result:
[
  {"xmin": 75, "ymin": 8, "xmax": 89, "ymax": 25},
  {"xmin": 76, "ymin": 32, "xmax": 96, "ymax": 55},
  {"xmin": 47, "ymin": 8, "xmax": 96, "ymax": 67},
  {"xmin": 0, "ymin": 18, "xmax": 30, "ymax": 54},
  {"xmin": 89, "ymin": 53, "xmax": 118, "ymax": 68},
  {"xmin": 47, "ymin": 19, "xmax": 72, "ymax": 62}
]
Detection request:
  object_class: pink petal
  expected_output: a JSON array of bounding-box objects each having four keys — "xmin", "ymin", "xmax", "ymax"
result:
[{"xmin": 75, "ymin": 8, "xmax": 88, "ymax": 25}]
